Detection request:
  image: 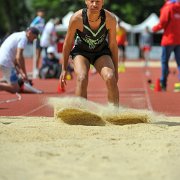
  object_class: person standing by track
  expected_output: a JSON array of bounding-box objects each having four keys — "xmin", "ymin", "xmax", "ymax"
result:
[
  {"xmin": 30, "ymin": 9, "xmax": 45, "ymax": 71},
  {"xmin": 116, "ymin": 20, "xmax": 128, "ymax": 73},
  {"xmin": 152, "ymin": 0, "xmax": 180, "ymax": 90}
]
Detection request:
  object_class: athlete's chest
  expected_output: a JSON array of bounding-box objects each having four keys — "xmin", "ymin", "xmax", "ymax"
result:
[{"xmin": 87, "ymin": 20, "xmax": 102, "ymax": 31}]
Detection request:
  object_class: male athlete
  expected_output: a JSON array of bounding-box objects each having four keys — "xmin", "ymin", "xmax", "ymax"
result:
[{"xmin": 59, "ymin": 0, "xmax": 119, "ymax": 106}]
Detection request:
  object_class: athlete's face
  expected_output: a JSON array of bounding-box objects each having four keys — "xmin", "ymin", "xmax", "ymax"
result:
[
  {"xmin": 85, "ymin": 0, "xmax": 104, "ymax": 13},
  {"xmin": 27, "ymin": 31, "xmax": 38, "ymax": 42}
]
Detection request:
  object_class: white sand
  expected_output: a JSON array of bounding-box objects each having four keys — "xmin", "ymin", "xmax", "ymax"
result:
[{"xmin": 0, "ymin": 98, "xmax": 180, "ymax": 180}]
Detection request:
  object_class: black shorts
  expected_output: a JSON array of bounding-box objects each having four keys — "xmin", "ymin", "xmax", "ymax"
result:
[
  {"xmin": 118, "ymin": 45, "xmax": 125, "ymax": 52},
  {"xmin": 70, "ymin": 46, "xmax": 111, "ymax": 65}
]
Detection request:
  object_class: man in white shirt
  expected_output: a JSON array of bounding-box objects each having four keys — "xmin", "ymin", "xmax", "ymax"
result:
[
  {"xmin": 0, "ymin": 27, "xmax": 39, "ymax": 93},
  {"xmin": 40, "ymin": 17, "xmax": 60, "ymax": 56}
]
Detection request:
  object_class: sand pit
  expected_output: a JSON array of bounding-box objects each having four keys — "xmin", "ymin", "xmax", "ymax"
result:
[
  {"xmin": 0, "ymin": 116, "xmax": 180, "ymax": 180},
  {"xmin": 56, "ymin": 108, "xmax": 105, "ymax": 126},
  {"xmin": 0, "ymin": 97, "xmax": 180, "ymax": 180},
  {"xmin": 51, "ymin": 97, "xmax": 158, "ymax": 125}
]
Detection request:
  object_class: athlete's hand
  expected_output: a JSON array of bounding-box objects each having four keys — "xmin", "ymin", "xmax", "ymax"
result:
[
  {"xmin": 21, "ymin": 73, "xmax": 29, "ymax": 82},
  {"xmin": 59, "ymin": 70, "xmax": 67, "ymax": 88}
]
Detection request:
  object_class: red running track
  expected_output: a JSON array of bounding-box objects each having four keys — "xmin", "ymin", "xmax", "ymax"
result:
[{"xmin": 0, "ymin": 60, "xmax": 180, "ymax": 117}]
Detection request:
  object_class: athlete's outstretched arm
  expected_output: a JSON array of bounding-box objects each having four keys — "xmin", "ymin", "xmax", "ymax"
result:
[
  {"xmin": 59, "ymin": 13, "xmax": 80, "ymax": 87},
  {"xmin": 15, "ymin": 48, "xmax": 28, "ymax": 81},
  {"xmin": 106, "ymin": 12, "xmax": 119, "ymax": 81}
]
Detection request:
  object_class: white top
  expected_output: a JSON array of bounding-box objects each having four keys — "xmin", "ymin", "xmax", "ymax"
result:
[
  {"xmin": 40, "ymin": 20, "xmax": 56, "ymax": 48},
  {"xmin": 0, "ymin": 31, "xmax": 28, "ymax": 68},
  {"xmin": 47, "ymin": 46, "xmax": 56, "ymax": 53}
]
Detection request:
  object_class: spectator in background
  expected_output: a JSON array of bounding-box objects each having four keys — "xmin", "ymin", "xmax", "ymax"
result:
[
  {"xmin": 152, "ymin": 0, "xmax": 180, "ymax": 91},
  {"xmin": 139, "ymin": 26, "xmax": 153, "ymax": 68},
  {"xmin": 40, "ymin": 17, "xmax": 60, "ymax": 59},
  {"xmin": 30, "ymin": 9, "xmax": 45, "ymax": 71},
  {"xmin": 0, "ymin": 27, "xmax": 39, "ymax": 93},
  {"xmin": 39, "ymin": 46, "xmax": 61, "ymax": 79},
  {"xmin": 116, "ymin": 20, "xmax": 128, "ymax": 73},
  {"xmin": 39, "ymin": 46, "xmax": 73, "ymax": 80}
]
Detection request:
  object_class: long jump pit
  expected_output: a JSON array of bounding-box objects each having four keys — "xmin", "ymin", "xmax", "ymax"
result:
[{"xmin": 0, "ymin": 97, "xmax": 180, "ymax": 180}]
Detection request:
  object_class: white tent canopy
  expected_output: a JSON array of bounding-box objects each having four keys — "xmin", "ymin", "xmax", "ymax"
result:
[
  {"xmin": 57, "ymin": 11, "xmax": 133, "ymax": 32},
  {"xmin": 62, "ymin": 11, "xmax": 74, "ymax": 28},
  {"xmin": 113, "ymin": 13, "xmax": 132, "ymax": 32},
  {"xmin": 132, "ymin": 13, "xmax": 159, "ymax": 33},
  {"xmin": 56, "ymin": 11, "xmax": 160, "ymax": 35},
  {"xmin": 56, "ymin": 11, "xmax": 74, "ymax": 32},
  {"xmin": 120, "ymin": 21, "xmax": 132, "ymax": 32}
]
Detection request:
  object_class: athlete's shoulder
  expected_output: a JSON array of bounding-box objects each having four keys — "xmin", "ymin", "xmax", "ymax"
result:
[
  {"xmin": 104, "ymin": 9, "xmax": 117, "ymax": 21},
  {"xmin": 70, "ymin": 9, "xmax": 83, "ymax": 23},
  {"xmin": 104, "ymin": 9, "xmax": 117, "ymax": 29},
  {"xmin": 12, "ymin": 31, "xmax": 25, "ymax": 38},
  {"xmin": 68, "ymin": 9, "xmax": 83, "ymax": 31}
]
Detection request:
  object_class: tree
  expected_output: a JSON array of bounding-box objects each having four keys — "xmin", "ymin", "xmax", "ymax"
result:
[
  {"xmin": 0, "ymin": 0, "xmax": 30, "ymax": 37},
  {"xmin": 30, "ymin": 0, "xmax": 165, "ymax": 24},
  {"xmin": 105, "ymin": 0, "xmax": 164, "ymax": 24},
  {"xmin": 31, "ymin": 0, "xmax": 85, "ymax": 21},
  {"xmin": 0, "ymin": 0, "xmax": 165, "ymax": 38}
]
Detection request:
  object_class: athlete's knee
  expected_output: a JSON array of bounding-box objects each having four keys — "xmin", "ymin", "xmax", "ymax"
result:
[
  {"xmin": 76, "ymin": 73, "xmax": 88, "ymax": 84},
  {"xmin": 103, "ymin": 71, "xmax": 115, "ymax": 82},
  {"xmin": 10, "ymin": 85, "xmax": 20, "ymax": 93},
  {"xmin": 103, "ymin": 72, "xmax": 118, "ymax": 90}
]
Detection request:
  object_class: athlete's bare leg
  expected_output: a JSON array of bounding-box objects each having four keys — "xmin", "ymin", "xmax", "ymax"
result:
[
  {"xmin": 0, "ymin": 82, "xmax": 20, "ymax": 93},
  {"xmin": 36, "ymin": 48, "xmax": 42, "ymax": 69},
  {"xmin": 94, "ymin": 55, "xmax": 119, "ymax": 106},
  {"xmin": 73, "ymin": 55, "xmax": 90, "ymax": 98}
]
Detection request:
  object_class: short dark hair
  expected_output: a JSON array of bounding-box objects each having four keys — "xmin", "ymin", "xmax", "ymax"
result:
[
  {"xmin": 36, "ymin": 8, "xmax": 45, "ymax": 13},
  {"xmin": 26, "ymin": 27, "xmax": 39, "ymax": 36}
]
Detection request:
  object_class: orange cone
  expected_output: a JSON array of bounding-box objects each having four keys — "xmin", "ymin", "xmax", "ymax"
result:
[
  {"xmin": 57, "ymin": 83, "xmax": 65, "ymax": 93},
  {"xmin": 154, "ymin": 78, "xmax": 161, "ymax": 92}
]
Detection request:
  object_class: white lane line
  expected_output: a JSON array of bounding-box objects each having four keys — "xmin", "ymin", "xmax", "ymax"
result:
[
  {"xmin": 0, "ymin": 93, "xmax": 22, "ymax": 104},
  {"xmin": 143, "ymin": 81, "xmax": 153, "ymax": 111},
  {"xmin": 20, "ymin": 103, "xmax": 48, "ymax": 116},
  {"xmin": 20, "ymin": 88, "xmax": 75, "ymax": 116}
]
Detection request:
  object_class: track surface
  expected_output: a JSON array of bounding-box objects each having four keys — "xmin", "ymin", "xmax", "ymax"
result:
[{"xmin": 0, "ymin": 60, "xmax": 179, "ymax": 117}]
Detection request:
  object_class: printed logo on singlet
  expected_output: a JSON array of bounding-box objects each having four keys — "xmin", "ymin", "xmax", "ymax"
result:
[
  {"xmin": 82, "ymin": 34, "xmax": 106, "ymax": 49},
  {"xmin": 82, "ymin": 22, "xmax": 106, "ymax": 49}
]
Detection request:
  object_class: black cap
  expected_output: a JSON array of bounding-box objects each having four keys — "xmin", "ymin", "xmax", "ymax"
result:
[{"xmin": 26, "ymin": 27, "xmax": 39, "ymax": 36}]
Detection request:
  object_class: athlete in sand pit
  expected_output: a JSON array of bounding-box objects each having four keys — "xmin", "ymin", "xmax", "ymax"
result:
[{"xmin": 59, "ymin": 0, "xmax": 119, "ymax": 106}]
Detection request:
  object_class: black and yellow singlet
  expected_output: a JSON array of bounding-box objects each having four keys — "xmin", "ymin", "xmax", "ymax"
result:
[{"xmin": 70, "ymin": 8, "xmax": 111, "ymax": 64}]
